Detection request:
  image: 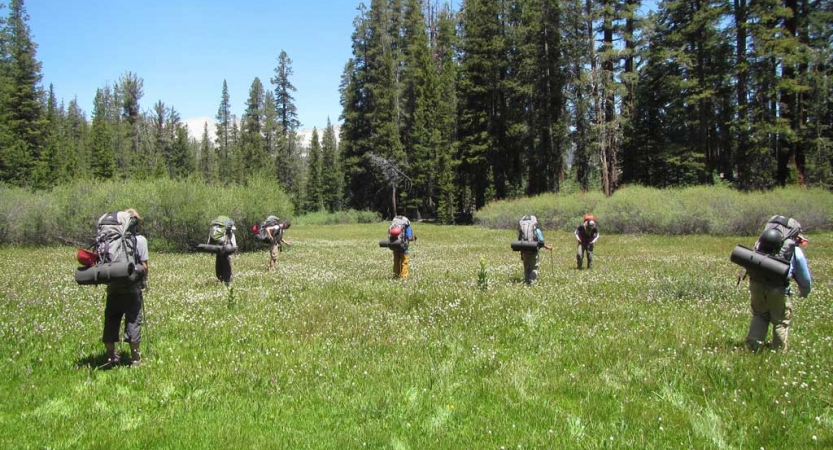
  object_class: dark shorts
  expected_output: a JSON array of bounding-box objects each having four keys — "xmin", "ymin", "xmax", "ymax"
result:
[
  {"xmin": 102, "ymin": 289, "xmax": 143, "ymax": 343},
  {"xmin": 216, "ymin": 254, "xmax": 232, "ymax": 282}
]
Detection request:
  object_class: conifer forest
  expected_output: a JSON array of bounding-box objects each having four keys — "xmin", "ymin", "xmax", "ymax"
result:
[{"xmin": 0, "ymin": 0, "xmax": 831, "ymax": 222}]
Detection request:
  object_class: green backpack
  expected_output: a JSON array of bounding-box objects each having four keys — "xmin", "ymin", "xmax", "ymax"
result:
[{"xmin": 209, "ymin": 216, "xmax": 235, "ymax": 245}]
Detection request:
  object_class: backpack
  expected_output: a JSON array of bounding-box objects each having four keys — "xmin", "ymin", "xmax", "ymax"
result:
[
  {"xmin": 209, "ymin": 216, "xmax": 235, "ymax": 245},
  {"xmin": 95, "ymin": 211, "xmax": 138, "ymax": 265},
  {"xmin": 388, "ymin": 216, "xmax": 411, "ymax": 249},
  {"xmin": 756, "ymin": 215, "xmax": 801, "ymax": 262},
  {"xmin": 518, "ymin": 215, "xmax": 540, "ymax": 242},
  {"xmin": 583, "ymin": 214, "xmax": 597, "ymax": 226},
  {"xmin": 254, "ymin": 216, "xmax": 281, "ymax": 243},
  {"xmin": 74, "ymin": 210, "xmax": 141, "ymax": 286}
]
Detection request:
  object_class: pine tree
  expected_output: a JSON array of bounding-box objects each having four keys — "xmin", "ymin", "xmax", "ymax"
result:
[
  {"xmin": 367, "ymin": 0, "xmax": 406, "ymax": 215},
  {"xmin": 340, "ymin": 5, "xmax": 374, "ymax": 210},
  {"xmin": 0, "ymin": 0, "xmax": 45, "ymax": 187},
  {"xmin": 321, "ymin": 118, "xmax": 342, "ymax": 212},
  {"xmin": 199, "ymin": 122, "xmax": 216, "ymax": 183},
  {"xmin": 272, "ymin": 50, "xmax": 301, "ymax": 135},
  {"xmin": 89, "ymin": 88, "xmax": 115, "ymax": 179},
  {"xmin": 117, "ymin": 71, "xmax": 143, "ymax": 177},
  {"xmin": 167, "ymin": 123, "xmax": 194, "ymax": 179},
  {"xmin": 64, "ymin": 98, "xmax": 88, "ymax": 179},
  {"xmin": 433, "ymin": 5, "xmax": 459, "ymax": 224},
  {"xmin": 457, "ymin": 0, "xmax": 506, "ymax": 208},
  {"xmin": 238, "ymin": 77, "xmax": 268, "ymax": 182},
  {"xmin": 215, "ymin": 80, "xmax": 232, "ymax": 184},
  {"xmin": 305, "ymin": 128, "xmax": 323, "ymax": 211}
]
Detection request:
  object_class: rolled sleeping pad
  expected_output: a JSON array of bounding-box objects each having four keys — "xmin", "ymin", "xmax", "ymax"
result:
[
  {"xmin": 75, "ymin": 261, "xmax": 135, "ymax": 285},
  {"xmin": 730, "ymin": 245, "xmax": 790, "ymax": 281},
  {"xmin": 379, "ymin": 239, "xmax": 408, "ymax": 251},
  {"xmin": 197, "ymin": 243, "xmax": 236, "ymax": 255},
  {"xmin": 511, "ymin": 240, "xmax": 542, "ymax": 252}
]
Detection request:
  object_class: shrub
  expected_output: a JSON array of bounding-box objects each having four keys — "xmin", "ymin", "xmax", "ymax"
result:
[
  {"xmin": 294, "ymin": 209, "xmax": 381, "ymax": 226},
  {"xmin": 475, "ymin": 185, "xmax": 833, "ymax": 235},
  {"xmin": 0, "ymin": 176, "xmax": 295, "ymax": 251}
]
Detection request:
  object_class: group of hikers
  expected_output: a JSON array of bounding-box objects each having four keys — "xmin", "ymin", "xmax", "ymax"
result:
[
  {"xmin": 76, "ymin": 209, "xmax": 813, "ymax": 368},
  {"xmin": 200, "ymin": 215, "xmax": 293, "ymax": 285}
]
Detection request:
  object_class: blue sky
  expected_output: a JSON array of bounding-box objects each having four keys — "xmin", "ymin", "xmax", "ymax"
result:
[{"xmin": 27, "ymin": 0, "xmax": 362, "ymax": 134}]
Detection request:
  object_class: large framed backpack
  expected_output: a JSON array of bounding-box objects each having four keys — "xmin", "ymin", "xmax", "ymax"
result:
[
  {"xmin": 730, "ymin": 215, "xmax": 801, "ymax": 285},
  {"xmin": 75, "ymin": 211, "xmax": 143, "ymax": 285},
  {"xmin": 196, "ymin": 216, "xmax": 236, "ymax": 255},
  {"xmin": 379, "ymin": 216, "xmax": 410, "ymax": 251},
  {"xmin": 511, "ymin": 215, "xmax": 542, "ymax": 251},
  {"xmin": 253, "ymin": 216, "xmax": 280, "ymax": 243}
]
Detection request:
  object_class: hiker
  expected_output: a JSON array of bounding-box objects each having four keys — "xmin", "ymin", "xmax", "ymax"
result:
[
  {"xmin": 575, "ymin": 214, "xmax": 600, "ymax": 269},
  {"xmin": 387, "ymin": 216, "xmax": 416, "ymax": 279},
  {"xmin": 210, "ymin": 216, "xmax": 238, "ymax": 285},
  {"xmin": 266, "ymin": 219, "xmax": 292, "ymax": 270},
  {"xmin": 516, "ymin": 215, "xmax": 553, "ymax": 285},
  {"xmin": 745, "ymin": 215, "xmax": 812, "ymax": 352},
  {"xmin": 102, "ymin": 208, "xmax": 148, "ymax": 367}
]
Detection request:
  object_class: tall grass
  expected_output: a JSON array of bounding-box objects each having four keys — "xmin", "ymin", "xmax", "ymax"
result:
[
  {"xmin": 0, "ymin": 176, "xmax": 295, "ymax": 251},
  {"xmin": 475, "ymin": 185, "xmax": 833, "ymax": 235},
  {"xmin": 0, "ymin": 224, "xmax": 830, "ymax": 448}
]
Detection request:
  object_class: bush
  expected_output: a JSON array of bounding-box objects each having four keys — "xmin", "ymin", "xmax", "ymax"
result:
[
  {"xmin": 475, "ymin": 185, "xmax": 833, "ymax": 235},
  {"xmin": 293, "ymin": 209, "xmax": 381, "ymax": 226},
  {"xmin": 0, "ymin": 176, "xmax": 295, "ymax": 251}
]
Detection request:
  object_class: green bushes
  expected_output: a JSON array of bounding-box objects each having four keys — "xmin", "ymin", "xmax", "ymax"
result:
[
  {"xmin": 476, "ymin": 185, "xmax": 833, "ymax": 235},
  {"xmin": 293, "ymin": 209, "xmax": 381, "ymax": 226},
  {"xmin": 0, "ymin": 176, "xmax": 294, "ymax": 251}
]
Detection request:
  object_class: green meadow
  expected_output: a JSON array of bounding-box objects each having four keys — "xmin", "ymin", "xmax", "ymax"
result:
[{"xmin": 1, "ymin": 224, "xmax": 831, "ymax": 449}]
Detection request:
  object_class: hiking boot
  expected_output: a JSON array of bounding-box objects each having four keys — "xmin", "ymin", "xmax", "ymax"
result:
[{"xmin": 102, "ymin": 355, "xmax": 120, "ymax": 369}]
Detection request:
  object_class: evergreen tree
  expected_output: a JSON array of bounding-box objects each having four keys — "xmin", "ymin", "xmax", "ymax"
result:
[
  {"xmin": 433, "ymin": 5, "xmax": 459, "ymax": 224},
  {"xmin": 199, "ymin": 122, "xmax": 216, "ymax": 183},
  {"xmin": 89, "ymin": 88, "xmax": 115, "ymax": 179},
  {"xmin": 305, "ymin": 128, "xmax": 323, "ymax": 211},
  {"xmin": 340, "ymin": 5, "xmax": 374, "ymax": 211},
  {"xmin": 215, "ymin": 80, "xmax": 232, "ymax": 184},
  {"xmin": 0, "ymin": 0, "xmax": 45, "ymax": 187},
  {"xmin": 272, "ymin": 50, "xmax": 301, "ymax": 135},
  {"xmin": 262, "ymin": 91, "xmax": 281, "ymax": 164},
  {"xmin": 238, "ymin": 77, "xmax": 268, "ymax": 181},
  {"xmin": 167, "ymin": 123, "xmax": 194, "ymax": 179},
  {"xmin": 117, "ymin": 71, "xmax": 143, "ymax": 177},
  {"xmin": 365, "ymin": 0, "xmax": 405, "ymax": 215},
  {"xmin": 457, "ymin": 0, "xmax": 506, "ymax": 208},
  {"xmin": 64, "ymin": 98, "xmax": 88, "ymax": 179},
  {"xmin": 321, "ymin": 118, "xmax": 342, "ymax": 212}
]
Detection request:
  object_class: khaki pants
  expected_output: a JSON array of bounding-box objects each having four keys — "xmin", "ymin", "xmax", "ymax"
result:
[
  {"xmin": 747, "ymin": 280, "xmax": 792, "ymax": 351},
  {"xmin": 393, "ymin": 252, "xmax": 410, "ymax": 279},
  {"xmin": 521, "ymin": 251, "xmax": 539, "ymax": 284},
  {"xmin": 270, "ymin": 243, "xmax": 280, "ymax": 262}
]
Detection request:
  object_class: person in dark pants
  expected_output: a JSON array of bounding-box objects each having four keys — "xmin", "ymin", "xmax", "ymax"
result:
[
  {"xmin": 103, "ymin": 208, "xmax": 148, "ymax": 367},
  {"xmin": 215, "ymin": 225, "xmax": 238, "ymax": 285},
  {"xmin": 575, "ymin": 215, "xmax": 599, "ymax": 269}
]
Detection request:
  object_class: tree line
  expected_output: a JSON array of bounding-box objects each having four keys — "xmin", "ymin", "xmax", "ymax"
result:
[{"xmin": 1, "ymin": 0, "xmax": 831, "ymax": 223}]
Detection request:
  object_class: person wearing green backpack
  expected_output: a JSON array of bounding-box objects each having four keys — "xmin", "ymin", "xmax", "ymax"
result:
[{"xmin": 209, "ymin": 216, "xmax": 238, "ymax": 285}]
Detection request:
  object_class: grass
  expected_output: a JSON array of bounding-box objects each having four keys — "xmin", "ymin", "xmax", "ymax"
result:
[{"xmin": 1, "ymin": 223, "xmax": 831, "ymax": 449}]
